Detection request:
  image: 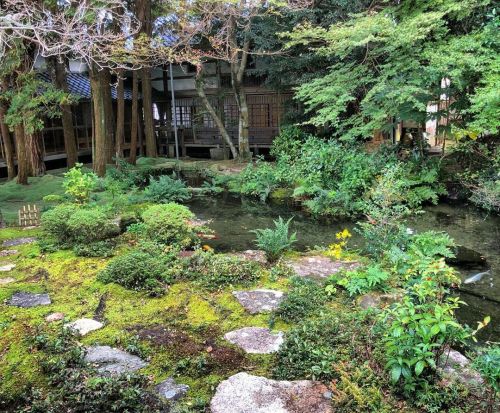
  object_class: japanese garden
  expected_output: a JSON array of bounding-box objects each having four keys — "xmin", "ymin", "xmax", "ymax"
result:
[{"xmin": 0, "ymin": 1, "xmax": 499, "ymax": 412}]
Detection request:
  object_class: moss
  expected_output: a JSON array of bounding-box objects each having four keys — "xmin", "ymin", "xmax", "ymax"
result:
[
  {"xmin": 269, "ymin": 187, "xmax": 293, "ymax": 201},
  {"xmin": 186, "ymin": 295, "xmax": 219, "ymax": 327}
]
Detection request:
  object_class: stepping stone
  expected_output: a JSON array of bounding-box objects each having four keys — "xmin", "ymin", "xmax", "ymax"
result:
[
  {"xmin": 357, "ymin": 291, "xmax": 402, "ymax": 310},
  {"xmin": 232, "ymin": 289, "xmax": 285, "ymax": 314},
  {"xmin": 210, "ymin": 372, "xmax": 333, "ymax": 413},
  {"xmin": 287, "ymin": 255, "xmax": 360, "ymax": 280},
  {"xmin": 224, "ymin": 327, "xmax": 283, "ymax": 354},
  {"xmin": 230, "ymin": 250, "xmax": 267, "ymax": 265},
  {"xmin": 438, "ymin": 348, "xmax": 483, "ymax": 388},
  {"xmin": 0, "ymin": 277, "xmax": 15, "ymax": 285},
  {"xmin": 156, "ymin": 377, "xmax": 189, "ymax": 401},
  {"xmin": 8, "ymin": 292, "xmax": 51, "ymax": 308},
  {"xmin": 0, "ymin": 264, "xmax": 16, "ymax": 272},
  {"xmin": 84, "ymin": 345, "xmax": 148, "ymax": 376},
  {"xmin": 2, "ymin": 237, "xmax": 36, "ymax": 247},
  {"xmin": 65, "ymin": 318, "xmax": 104, "ymax": 336},
  {"xmin": 0, "ymin": 250, "xmax": 18, "ymax": 257},
  {"xmin": 46, "ymin": 312, "xmax": 65, "ymax": 322}
]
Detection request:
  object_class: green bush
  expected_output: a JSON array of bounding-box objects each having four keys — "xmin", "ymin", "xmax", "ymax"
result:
[
  {"xmin": 73, "ymin": 240, "xmax": 115, "ymax": 258},
  {"xmin": 251, "ymin": 217, "xmax": 297, "ymax": 263},
  {"xmin": 337, "ymin": 265, "xmax": 390, "ymax": 297},
  {"xmin": 144, "ymin": 175, "xmax": 191, "ymax": 203},
  {"xmin": 184, "ymin": 250, "xmax": 260, "ymax": 290},
  {"xmin": 276, "ymin": 277, "xmax": 328, "ymax": 323},
  {"xmin": 98, "ymin": 249, "xmax": 176, "ymax": 296},
  {"xmin": 41, "ymin": 205, "xmax": 118, "ymax": 247},
  {"xmin": 63, "ymin": 163, "xmax": 98, "ymax": 204},
  {"xmin": 140, "ymin": 203, "xmax": 199, "ymax": 248},
  {"xmin": 473, "ymin": 345, "xmax": 500, "ymax": 395}
]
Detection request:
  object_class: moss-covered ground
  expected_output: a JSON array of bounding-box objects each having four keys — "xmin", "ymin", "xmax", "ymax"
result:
[{"xmin": 0, "ymin": 226, "xmax": 320, "ymax": 407}]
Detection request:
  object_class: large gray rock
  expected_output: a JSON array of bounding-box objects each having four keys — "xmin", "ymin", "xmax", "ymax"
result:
[
  {"xmin": 210, "ymin": 372, "xmax": 333, "ymax": 413},
  {"xmin": 224, "ymin": 327, "xmax": 283, "ymax": 354},
  {"xmin": 438, "ymin": 348, "xmax": 483, "ymax": 387},
  {"xmin": 357, "ymin": 291, "xmax": 402, "ymax": 310},
  {"xmin": 232, "ymin": 289, "xmax": 284, "ymax": 314},
  {"xmin": 8, "ymin": 292, "xmax": 51, "ymax": 308},
  {"xmin": 84, "ymin": 345, "xmax": 148, "ymax": 376},
  {"xmin": 0, "ymin": 264, "xmax": 15, "ymax": 272},
  {"xmin": 230, "ymin": 250, "xmax": 267, "ymax": 265},
  {"xmin": 156, "ymin": 377, "xmax": 189, "ymax": 401},
  {"xmin": 65, "ymin": 318, "xmax": 104, "ymax": 336},
  {"xmin": 2, "ymin": 237, "xmax": 36, "ymax": 247},
  {"xmin": 287, "ymin": 255, "xmax": 360, "ymax": 280}
]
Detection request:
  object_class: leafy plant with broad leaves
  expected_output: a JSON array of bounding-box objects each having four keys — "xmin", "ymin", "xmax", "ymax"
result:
[
  {"xmin": 472, "ymin": 345, "xmax": 500, "ymax": 412},
  {"xmin": 337, "ymin": 265, "xmax": 390, "ymax": 297},
  {"xmin": 251, "ymin": 216, "xmax": 297, "ymax": 262},
  {"xmin": 63, "ymin": 163, "xmax": 98, "ymax": 204}
]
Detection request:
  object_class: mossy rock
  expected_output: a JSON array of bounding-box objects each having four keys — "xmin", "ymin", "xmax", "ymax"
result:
[{"xmin": 269, "ymin": 188, "xmax": 293, "ymax": 202}]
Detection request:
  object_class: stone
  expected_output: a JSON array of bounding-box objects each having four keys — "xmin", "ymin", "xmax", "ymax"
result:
[
  {"xmin": 230, "ymin": 250, "xmax": 267, "ymax": 265},
  {"xmin": 0, "ymin": 264, "xmax": 16, "ymax": 272},
  {"xmin": 357, "ymin": 291, "xmax": 402, "ymax": 309},
  {"xmin": 84, "ymin": 345, "xmax": 148, "ymax": 376},
  {"xmin": 287, "ymin": 255, "xmax": 360, "ymax": 280},
  {"xmin": 2, "ymin": 237, "xmax": 36, "ymax": 247},
  {"xmin": 210, "ymin": 372, "xmax": 333, "ymax": 413},
  {"xmin": 156, "ymin": 377, "xmax": 189, "ymax": 401},
  {"xmin": 65, "ymin": 318, "xmax": 104, "ymax": 336},
  {"xmin": 438, "ymin": 348, "xmax": 483, "ymax": 387},
  {"xmin": 232, "ymin": 289, "xmax": 285, "ymax": 314},
  {"xmin": 224, "ymin": 327, "xmax": 284, "ymax": 354},
  {"xmin": 0, "ymin": 249, "xmax": 18, "ymax": 257},
  {"xmin": 46, "ymin": 312, "xmax": 65, "ymax": 322},
  {"xmin": 0, "ymin": 277, "xmax": 15, "ymax": 285},
  {"xmin": 7, "ymin": 292, "xmax": 51, "ymax": 308}
]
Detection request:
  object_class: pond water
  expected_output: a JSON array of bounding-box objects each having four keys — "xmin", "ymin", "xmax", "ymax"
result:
[{"xmin": 189, "ymin": 195, "xmax": 500, "ymax": 342}]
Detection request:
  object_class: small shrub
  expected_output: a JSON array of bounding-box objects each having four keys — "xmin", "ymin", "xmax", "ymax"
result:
[
  {"xmin": 141, "ymin": 203, "xmax": 198, "ymax": 247},
  {"xmin": 184, "ymin": 250, "xmax": 260, "ymax": 290},
  {"xmin": 73, "ymin": 240, "xmax": 115, "ymax": 258},
  {"xmin": 325, "ymin": 229, "xmax": 352, "ymax": 259},
  {"xmin": 63, "ymin": 163, "xmax": 98, "ymax": 204},
  {"xmin": 276, "ymin": 277, "xmax": 328, "ymax": 323},
  {"xmin": 337, "ymin": 265, "xmax": 390, "ymax": 297},
  {"xmin": 472, "ymin": 345, "xmax": 500, "ymax": 411},
  {"xmin": 98, "ymin": 249, "xmax": 176, "ymax": 296},
  {"xmin": 40, "ymin": 203, "xmax": 79, "ymax": 244},
  {"xmin": 251, "ymin": 217, "xmax": 297, "ymax": 263},
  {"xmin": 144, "ymin": 175, "xmax": 191, "ymax": 203}
]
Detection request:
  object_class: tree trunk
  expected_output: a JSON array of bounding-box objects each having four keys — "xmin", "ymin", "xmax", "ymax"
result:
[
  {"xmin": 129, "ymin": 71, "xmax": 139, "ymax": 164},
  {"xmin": 195, "ymin": 72, "xmax": 238, "ymax": 159},
  {"xmin": 25, "ymin": 131, "xmax": 45, "ymax": 176},
  {"xmin": 137, "ymin": 0, "xmax": 157, "ymax": 158},
  {"xmin": 234, "ymin": 86, "xmax": 251, "ymax": 161},
  {"xmin": 90, "ymin": 66, "xmax": 114, "ymax": 177},
  {"xmin": 14, "ymin": 123, "xmax": 28, "ymax": 185},
  {"xmin": 0, "ymin": 101, "xmax": 15, "ymax": 180},
  {"xmin": 102, "ymin": 69, "xmax": 115, "ymax": 164},
  {"xmin": 115, "ymin": 69, "xmax": 125, "ymax": 161},
  {"xmin": 54, "ymin": 59, "xmax": 78, "ymax": 168}
]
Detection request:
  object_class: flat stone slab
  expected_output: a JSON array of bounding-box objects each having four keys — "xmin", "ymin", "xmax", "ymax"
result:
[
  {"xmin": 0, "ymin": 277, "xmax": 15, "ymax": 285},
  {"xmin": 7, "ymin": 292, "xmax": 51, "ymax": 308},
  {"xmin": 210, "ymin": 372, "xmax": 333, "ymax": 413},
  {"xmin": 0, "ymin": 264, "xmax": 16, "ymax": 272},
  {"xmin": 65, "ymin": 318, "xmax": 104, "ymax": 336},
  {"xmin": 232, "ymin": 289, "xmax": 285, "ymax": 314},
  {"xmin": 84, "ymin": 345, "xmax": 148, "ymax": 376},
  {"xmin": 357, "ymin": 291, "xmax": 403, "ymax": 309},
  {"xmin": 2, "ymin": 237, "xmax": 36, "ymax": 247},
  {"xmin": 438, "ymin": 348, "xmax": 483, "ymax": 387},
  {"xmin": 156, "ymin": 377, "xmax": 189, "ymax": 401},
  {"xmin": 0, "ymin": 249, "xmax": 18, "ymax": 257},
  {"xmin": 224, "ymin": 327, "xmax": 283, "ymax": 354},
  {"xmin": 46, "ymin": 312, "xmax": 65, "ymax": 322},
  {"xmin": 230, "ymin": 250, "xmax": 267, "ymax": 265},
  {"xmin": 287, "ymin": 255, "xmax": 360, "ymax": 280}
]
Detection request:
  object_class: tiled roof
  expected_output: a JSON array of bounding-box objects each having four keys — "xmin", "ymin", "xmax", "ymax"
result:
[{"xmin": 37, "ymin": 72, "xmax": 133, "ymax": 101}]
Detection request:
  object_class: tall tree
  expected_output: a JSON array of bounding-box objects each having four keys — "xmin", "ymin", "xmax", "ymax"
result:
[
  {"xmin": 115, "ymin": 69, "xmax": 125, "ymax": 161},
  {"xmin": 0, "ymin": 81, "xmax": 15, "ymax": 180},
  {"xmin": 53, "ymin": 58, "xmax": 78, "ymax": 168},
  {"xmin": 129, "ymin": 70, "xmax": 139, "ymax": 164}
]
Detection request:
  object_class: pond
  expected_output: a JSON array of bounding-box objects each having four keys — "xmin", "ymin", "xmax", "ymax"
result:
[{"xmin": 189, "ymin": 195, "xmax": 500, "ymax": 342}]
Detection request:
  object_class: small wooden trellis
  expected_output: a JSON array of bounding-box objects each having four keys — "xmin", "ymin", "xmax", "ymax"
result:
[{"xmin": 18, "ymin": 205, "xmax": 40, "ymax": 227}]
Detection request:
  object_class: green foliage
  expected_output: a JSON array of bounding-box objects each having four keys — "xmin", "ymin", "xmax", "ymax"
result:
[
  {"xmin": 140, "ymin": 203, "xmax": 198, "ymax": 248},
  {"xmin": 16, "ymin": 328, "xmax": 166, "ymax": 413},
  {"xmin": 144, "ymin": 175, "xmax": 192, "ymax": 203},
  {"xmin": 273, "ymin": 312, "xmax": 373, "ymax": 381},
  {"xmin": 337, "ymin": 265, "xmax": 390, "ymax": 297},
  {"xmin": 63, "ymin": 164, "xmax": 98, "ymax": 204},
  {"xmin": 41, "ymin": 204, "xmax": 118, "ymax": 248},
  {"xmin": 251, "ymin": 217, "xmax": 297, "ymax": 262},
  {"xmin": 413, "ymin": 381, "xmax": 472, "ymax": 413},
  {"xmin": 72, "ymin": 240, "xmax": 115, "ymax": 258},
  {"xmin": 276, "ymin": 277, "xmax": 328, "ymax": 323},
  {"xmin": 98, "ymin": 248, "xmax": 177, "ymax": 296},
  {"xmin": 473, "ymin": 346, "xmax": 500, "ymax": 394},
  {"xmin": 184, "ymin": 250, "xmax": 260, "ymax": 290},
  {"xmin": 232, "ymin": 159, "xmax": 280, "ymax": 202}
]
